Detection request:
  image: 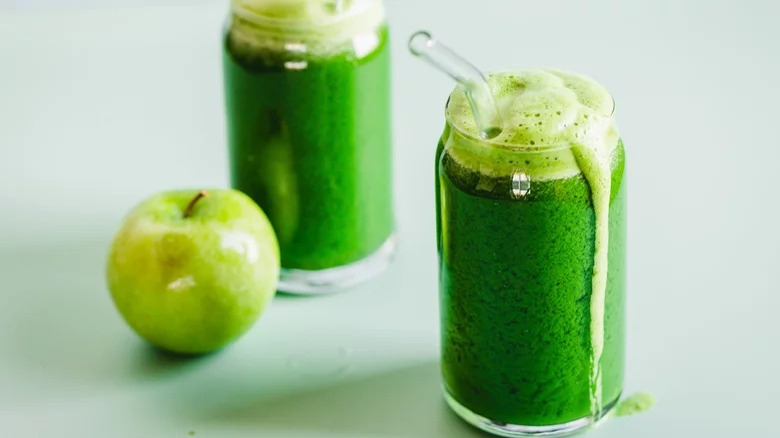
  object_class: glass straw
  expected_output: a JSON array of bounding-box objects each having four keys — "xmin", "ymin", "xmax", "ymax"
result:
[{"xmin": 409, "ymin": 30, "xmax": 503, "ymax": 139}]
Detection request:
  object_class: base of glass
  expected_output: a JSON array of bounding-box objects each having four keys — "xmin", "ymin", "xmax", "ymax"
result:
[
  {"xmin": 277, "ymin": 234, "xmax": 397, "ymax": 294},
  {"xmin": 444, "ymin": 389, "xmax": 619, "ymax": 437}
]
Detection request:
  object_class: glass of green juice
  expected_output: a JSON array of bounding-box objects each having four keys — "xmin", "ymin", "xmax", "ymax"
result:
[
  {"xmin": 223, "ymin": 0, "xmax": 395, "ymax": 293},
  {"xmin": 436, "ymin": 70, "xmax": 626, "ymax": 436}
]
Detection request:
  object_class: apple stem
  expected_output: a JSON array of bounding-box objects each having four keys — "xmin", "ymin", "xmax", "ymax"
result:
[{"xmin": 183, "ymin": 190, "xmax": 209, "ymax": 218}]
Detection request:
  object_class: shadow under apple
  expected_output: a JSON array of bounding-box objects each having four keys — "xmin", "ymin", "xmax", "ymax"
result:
[{"xmin": 1, "ymin": 236, "xmax": 211, "ymax": 387}]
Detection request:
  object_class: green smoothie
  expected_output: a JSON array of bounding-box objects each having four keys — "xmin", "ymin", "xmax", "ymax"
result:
[
  {"xmin": 223, "ymin": 0, "xmax": 394, "ymax": 276},
  {"xmin": 437, "ymin": 70, "xmax": 626, "ymax": 429}
]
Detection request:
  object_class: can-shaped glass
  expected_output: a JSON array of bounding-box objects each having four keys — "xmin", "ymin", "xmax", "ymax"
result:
[
  {"xmin": 223, "ymin": 0, "xmax": 395, "ymax": 293},
  {"xmin": 436, "ymin": 69, "xmax": 626, "ymax": 437}
]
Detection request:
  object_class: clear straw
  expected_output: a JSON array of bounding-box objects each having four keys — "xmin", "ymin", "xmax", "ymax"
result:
[{"xmin": 409, "ymin": 30, "xmax": 503, "ymax": 139}]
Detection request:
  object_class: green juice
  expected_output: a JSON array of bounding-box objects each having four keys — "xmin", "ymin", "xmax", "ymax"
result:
[
  {"xmin": 223, "ymin": 0, "xmax": 393, "ymax": 274},
  {"xmin": 437, "ymin": 70, "xmax": 626, "ymax": 431}
]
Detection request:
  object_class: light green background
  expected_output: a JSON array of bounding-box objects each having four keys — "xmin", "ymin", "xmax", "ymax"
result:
[{"xmin": 1, "ymin": 0, "xmax": 778, "ymax": 436}]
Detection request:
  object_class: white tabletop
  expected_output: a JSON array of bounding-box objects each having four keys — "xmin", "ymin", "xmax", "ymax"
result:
[{"xmin": 1, "ymin": 0, "xmax": 778, "ymax": 436}]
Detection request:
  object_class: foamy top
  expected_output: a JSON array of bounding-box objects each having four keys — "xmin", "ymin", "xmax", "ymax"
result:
[
  {"xmin": 444, "ymin": 69, "xmax": 619, "ymax": 180},
  {"xmin": 228, "ymin": 0, "xmax": 385, "ymax": 56}
]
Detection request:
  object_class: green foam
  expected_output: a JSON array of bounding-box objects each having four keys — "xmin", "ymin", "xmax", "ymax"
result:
[
  {"xmin": 229, "ymin": 0, "xmax": 384, "ymax": 55},
  {"xmin": 447, "ymin": 69, "xmax": 615, "ymax": 145},
  {"xmin": 237, "ymin": 0, "xmax": 353, "ymax": 20},
  {"xmin": 445, "ymin": 69, "xmax": 618, "ymax": 179}
]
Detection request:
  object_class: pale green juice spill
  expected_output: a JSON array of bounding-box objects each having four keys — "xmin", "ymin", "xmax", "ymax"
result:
[
  {"xmin": 616, "ymin": 392, "xmax": 657, "ymax": 417},
  {"xmin": 446, "ymin": 69, "xmax": 619, "ymax": 414}
]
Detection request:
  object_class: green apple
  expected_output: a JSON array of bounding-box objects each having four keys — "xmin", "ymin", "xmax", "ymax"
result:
[{"xmin": 106, "ymin": 189, "xmax": 279, "ymax": 354}]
